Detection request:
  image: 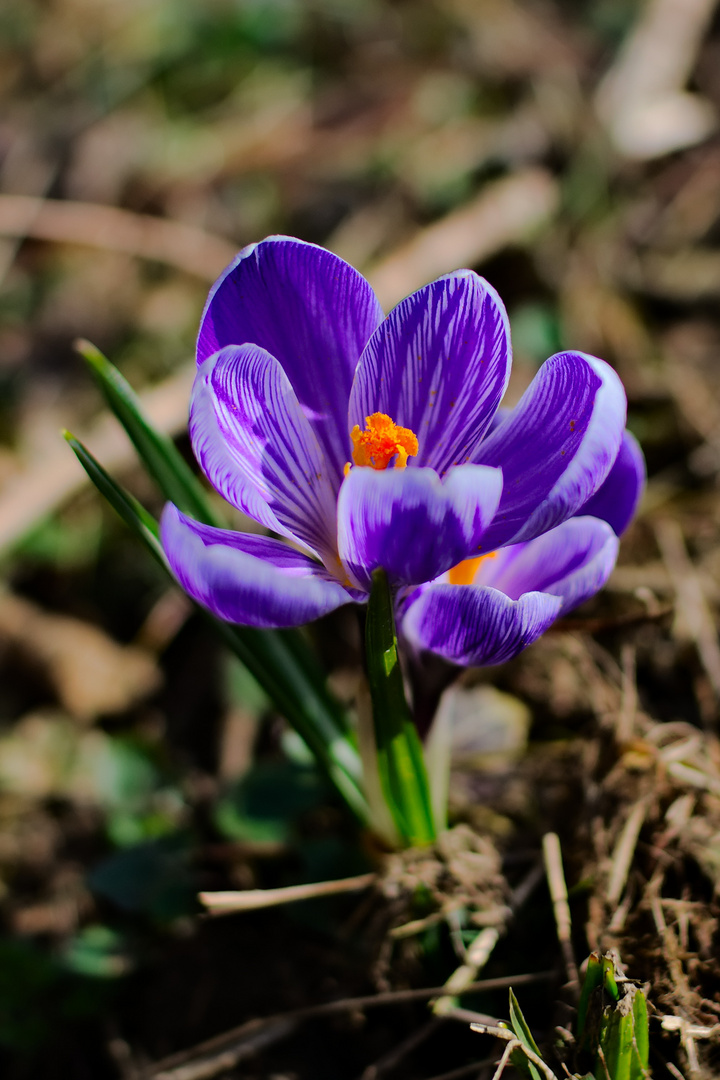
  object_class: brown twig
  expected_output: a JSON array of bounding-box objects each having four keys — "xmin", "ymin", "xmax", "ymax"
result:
[
  {"xmin": 542, "ymin": 833, "xmax": 580, "ymax": 998},
  {"xmin": 365, "ymin": 169, "xmax": 558, "ymax": 310},
  {"xmin": 151, "ymin": 1018, "xmax": 297, "ymax": 1080},
  {"xmin": 199, "ymin": 872, "xmax": 377, "ymax": 915},
  {"xmin": 0, "ymin": 363, "xmax": 195, "ymax": 556},
  {"xmin": 595, "ymin": 0, "xmax": 717, "ymax": 159},
  {"xmin": 433, "ymin": 928, "xmax": 502, "ymax": 1016},
  {"xmin": 470, "ymin": 1023, "xmax": 558, "ymax": 1080},
  {"xmin": 0, "ymin": 195, "xmax": 236, "ymax": 282},
  {"xmin": 606, "ymin": 798, "xmax": 649, "ymax": 909}
]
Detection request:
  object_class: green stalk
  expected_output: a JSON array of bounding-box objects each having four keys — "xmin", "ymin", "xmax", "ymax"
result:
[{"xmin": 364, "ymin": 568, "xmax": 436, "ymax": 847}]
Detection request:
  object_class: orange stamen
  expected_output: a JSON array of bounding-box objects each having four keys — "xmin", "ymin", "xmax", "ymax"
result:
[
  {"xmin": 448, "ymin": 552, "xmax": 497, "ymax": 586},
  {"xmin": 348, "ymin": 413, "xmax": 419, "ymax": 472}
]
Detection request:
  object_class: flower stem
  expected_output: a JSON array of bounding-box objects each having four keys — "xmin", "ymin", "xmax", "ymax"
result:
[{"xmin": 364, "ymin": 568, "xmax": 436, "ymax": 847}]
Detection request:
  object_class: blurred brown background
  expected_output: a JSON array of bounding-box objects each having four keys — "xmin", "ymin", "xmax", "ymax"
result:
[{"xmin": 2, "ymin": 1, "xmax": 720, "ymax": 1078}]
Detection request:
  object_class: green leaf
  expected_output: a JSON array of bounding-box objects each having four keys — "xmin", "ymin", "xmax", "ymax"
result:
[
  {"xmin": 65, "ymin": 432, "xmax": 370, "ymax": 824},
  {"xmin": 68, "ymin": 346, "xmax": 369, "ymax": 822},
  {"xmin": 596, "ymin": 1006, "xmax": 633, "ymax": 1080},
  {"xmin": 364, "ymin": 568, "xmax": 435, "ymax": 846},
  {"xmin": 508, "ymin": 988, "xmax": 543, "ymax": 1080},
  {"xmin": 601, "ymin": 954, "xmax": 621, "ymax": 1003},
  {"xmin": 76, "ymin": 339, "xmax": 220, "ymax": 525},
  {"xmin": 74, "ymin": 343, "xmax": 363, "ymax": 762},
  {"xmin": 216, "ymin": 621, "xmax": 369, "ymax": 822},
  {"xmin": 631, "ymin": 990, "xmax": 650, "ymax": 1078},
  {"xmin": 595, "ymin": 985, "xmax": 650, "ymax": 1080},
  {"xmin": 63, "ymin": 432, "xmax": 166, "ymax": 566},
  {"xmin": 577, "ymin": 952, "xmax": 605, "ymax": 1052},
  {"xmin": 578, "ymin": 954, "xmax": 650, "ymax": 1080}
]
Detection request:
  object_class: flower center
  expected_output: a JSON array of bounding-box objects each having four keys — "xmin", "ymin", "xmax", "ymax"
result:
[
  {"xmin": 347, "ymin": 413, "xmax": 419, "ymax": 473},
  {"xmin": 448, "ymin": 552, "xmax": 497, "ymax": 586}
]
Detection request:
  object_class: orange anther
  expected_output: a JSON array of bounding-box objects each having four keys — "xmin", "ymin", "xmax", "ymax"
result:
[{"xmin": 349, "ymin": 413, "xmax": 419, "ymax": 471}]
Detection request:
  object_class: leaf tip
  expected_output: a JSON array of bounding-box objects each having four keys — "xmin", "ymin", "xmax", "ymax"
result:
[{"xmin": 74, "ymin": 338, "xmax": 105, "ymax": 368}]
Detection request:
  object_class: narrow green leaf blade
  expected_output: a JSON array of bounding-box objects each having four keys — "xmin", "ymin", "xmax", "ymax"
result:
[
  {"xmin": 65, "ymin": 432, "xmax": 370, "ymax": 824},
  {"xmin": 596, "ymin": 1008, "xmax": 633, "ymax": 1080},
  {"xmin": 577, "ymin": 952, "xmax": 605, "ymax": 1051},
  {"xmin": 76, "ymin": 341, "xmax": 354, "ymax": 727},
  {"xmin": 64, "ymin": 432, "xmax": 166, "ymax": 566},
  {"xmin": 601, "ymin": 955, "xmax": 621, "ymax": 1003},
  {"xmin": 631, "ymin": 990, "xmax": 649, "ymax": 1080},
  {"xmin": 76, "ymin": 339, "xmax": 219, "ymax": 526},
  {"xmin": 216, "ymin": 621, "xmax": 369, "ymax": 821},
  {"xmin": 365, "ymin": 568, "xmax": 435, "ymax": 846},
  {"xmin": 508, "ymin": 989, "xmax": 543, "ymax": 1080}
]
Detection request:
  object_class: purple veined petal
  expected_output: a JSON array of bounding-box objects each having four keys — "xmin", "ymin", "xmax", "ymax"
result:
[
  {"xmin": 190, "ymin": 344, "xmax": 339, "ymax": 560},
  {"xmin": 337, "ymin": 464, "xmax": 503, "ymax": 590},
  {"xmin": 349, "ymin": 271, "xmax": 511, "ymax": 475},
  {"xmin": 401, "ymin": 583, "xmax": 562, "ymax": 667},
  {"xmin": 198, "ymin": 236, "xmax": 384, "ymax": 486},
  {"xmin": 575, "ymin": 430, "xmax": 645, "ymax": 536},
  {"xmin": 474, "ymin": 351, "xmax": 627, "ymax": 549},
  {"xmin": 477, "ymin": 516, "xmax": 619, "ymax": 617},
  {"xmin": 161, "ymin": 505, "xmax": 357, "ymax": 629}
]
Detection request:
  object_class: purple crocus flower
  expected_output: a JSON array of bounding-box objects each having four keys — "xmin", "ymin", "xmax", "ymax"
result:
[{"xmin": 161, "ymin": 236, "xmax": 643, "ymax": 664}]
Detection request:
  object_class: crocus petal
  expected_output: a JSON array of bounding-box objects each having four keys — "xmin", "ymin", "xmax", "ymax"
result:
[
  {"xmin": 161, "ymin": 505, "xmax": 356, "ymax": 629},
  {"xmin": 475, "ymin": 351, "xmax": 626, "ymax": 549},
  {"xmin": 349, "ymin": 272, "xmax": 511, "ymax": 475},
  {"xmin": 575, "ymin": 430, "xmax": 645, "ymax": 535},
  {"xmin": 478, "ymin": 516, "xmax": 619, "ymax": 616},
  {"xmin": 337, "ymin": 464, "xmax": 503, "ymax": 589},
  {"xmin": 401, "ymin": 584, "xmax": 562, "ymax": 667},
  {"xmin": 190, "ymin": 344, "xmax": 338, "ymax": 559},
  {"xmin": 197, "ymin": 237, "xmax": 384, "ymax": 485}
]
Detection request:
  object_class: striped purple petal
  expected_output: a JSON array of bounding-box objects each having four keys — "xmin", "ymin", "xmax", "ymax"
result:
[
  {"xmin": 337, "ymin": 464, "xmax": 502, "ymax": 589},
  {"xmin": 477, "ymin": 515, "xmax": 619, "ymax": 616},
  {"xmin": 401, "ymin": 584, "xmax": 562, "ymax": 667},
  {"xmin": 576, "ymin": 429, "xmax": 645, "ymax": 535},
  {"xmin": 161, "ymin": 505, "xmax": 356, "ymax": 629},
  {"xmin": 197, "ymin": 237, "xmax": 384, "ymax": 486},
  {"xmin": 349, "ymin": 272, "xmax": 511, "ymax": 475},
  {"xmin": 475, "ymin": 351, "xmax": 626, "ymax": 549},
  {"xmin": 190, "ymin": 344, "xmax": 339, "ymax": 560}
]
